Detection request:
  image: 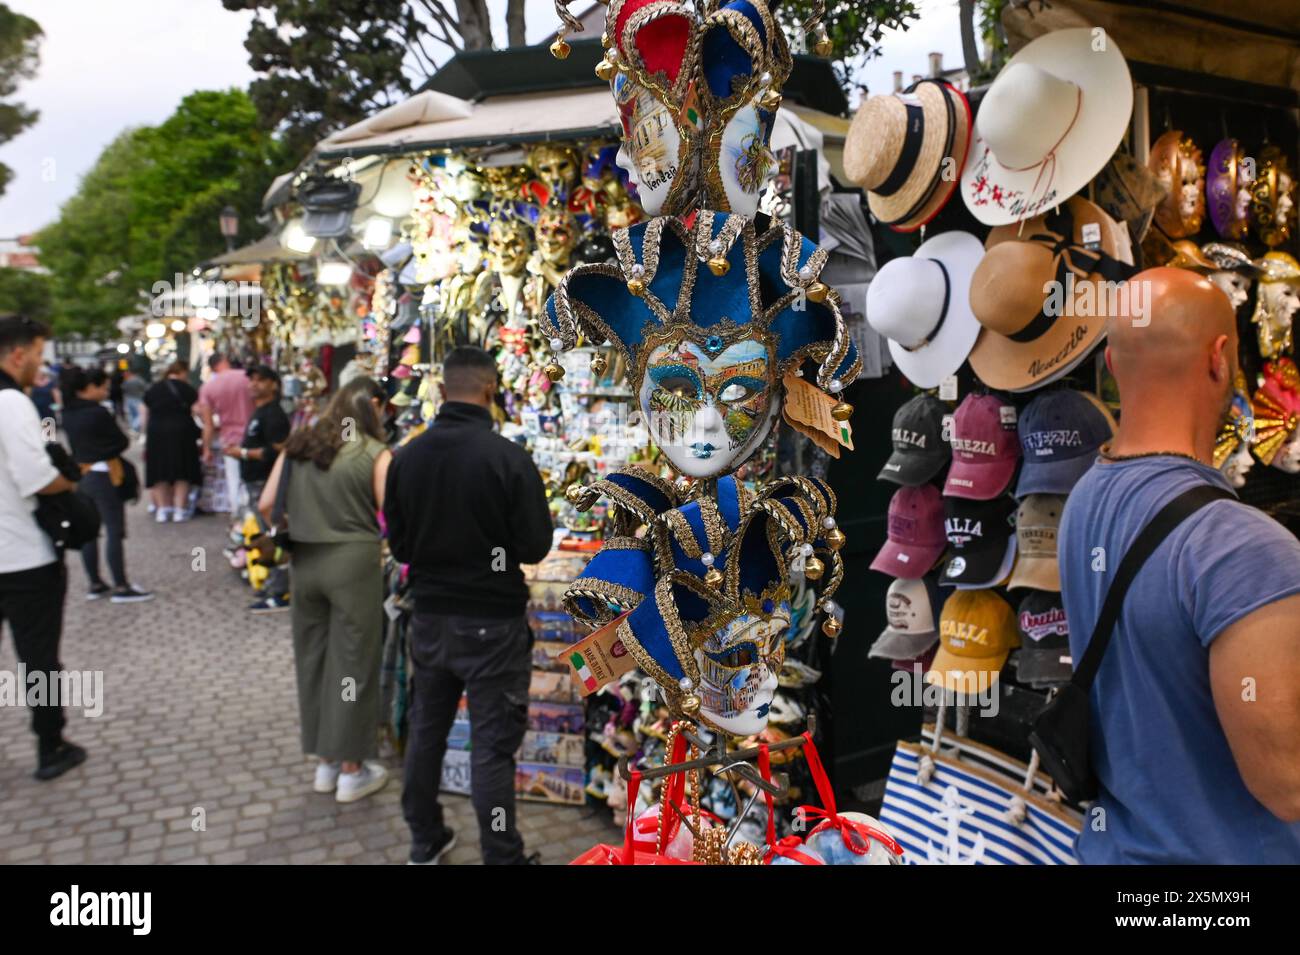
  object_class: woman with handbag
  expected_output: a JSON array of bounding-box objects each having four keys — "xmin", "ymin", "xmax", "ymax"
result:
[
  {"xmin": 59, "ymin": 366, "xmax": 152, "ymax": 603},
  {"xmin": 260, "ymin": 377, "xmax": 392, "ymax": 803},
  {"xmin": 140, "ymin": 361, "xmax": 202, "ymax": 523}
]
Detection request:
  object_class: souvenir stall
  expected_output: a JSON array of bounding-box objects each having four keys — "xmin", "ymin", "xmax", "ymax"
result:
[{"xmin": 837, "ymin": 4, "xmax": 1298, "ymax": 864}]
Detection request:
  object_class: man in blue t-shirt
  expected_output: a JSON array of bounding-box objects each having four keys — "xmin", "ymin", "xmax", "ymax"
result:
[{"xmin": 1060, "ymin": 267, "xmax": 1300, "ymax": 864}]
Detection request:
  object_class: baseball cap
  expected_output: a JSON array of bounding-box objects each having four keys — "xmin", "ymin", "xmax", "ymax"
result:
[
  {"xmin": 870, "ymin": 575, "xmax": 944, "ymax": 661},
  {"xmin": 1012, "ymin": 590, "xmax": 1073, "ymax": 688},
  {"xmin": 1015, "ymin": 389, "xmax": 1116, "ymax": 497},
  {"xmin": 926, "ymin": 589, "xmax": 1019, "ymax": 695},
  {"xmin": 246, "ymin": 364, "xmax": 279, "ymax": 384},
  {"xmin": 870, "ymin": 484, "xmax": 947, "ymax": 579},
  {"xmin": 943, "ymin": 393, "xmax": 1021, "ymax": 499},
  {"xmin": 1007, "ymin": 494, "xmax": 1064, "ymax": 592},
  {"xmin": 940, "ymin": 494, "xmax": 1017, "ymax": 588},
  {"xmin": 877, "ymin": 395, "xmax": 951, "ymax": 486}
]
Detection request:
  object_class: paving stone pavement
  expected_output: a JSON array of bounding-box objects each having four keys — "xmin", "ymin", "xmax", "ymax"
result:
[{"xmin": 0, "ymin": 494, "xmax": 620, "ymax": 865}]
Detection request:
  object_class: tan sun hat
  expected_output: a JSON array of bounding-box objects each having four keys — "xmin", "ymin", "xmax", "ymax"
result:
[
  {"xmin": 968, "ymin": 196, "xmax": 1136, "ymax": 392},
  {"xmin": 844, "ymin": 80, "xmax": 970, "ymax": 230}
]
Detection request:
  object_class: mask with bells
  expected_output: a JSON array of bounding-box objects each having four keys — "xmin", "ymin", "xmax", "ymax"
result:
[
  {"xmin": 1251, "ymin": 252, "xmax": 1300, "ymax": 359},
  {"xmin": 563, "ymin": 469, "xmax": 846, "ymax": 735},
  {"xmin": 543, "ymin": 211, "xmax": 859, "ymax": 480}
]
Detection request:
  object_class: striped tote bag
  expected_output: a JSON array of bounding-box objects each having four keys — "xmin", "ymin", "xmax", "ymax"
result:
[{"xmin": 879, "ymin": 726, "xmax": 1082, "ymax": 865}]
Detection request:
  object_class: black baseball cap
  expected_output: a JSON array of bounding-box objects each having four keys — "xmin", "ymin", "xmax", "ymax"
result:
[
  {"xmin": 1015, "ymin": 389, "xmax": 1115, "ymax": 498},
  {"xmin": 1012, "ymin": 590, "xmax": 1073, "ymax": 688},
  {"xmin": 939, "ymin": 494, "xmax": 1017, "ymax": 588},
  {"xmin": 247, "ymin": 364, "xmax": 280, "ymax": 384},
  {"xmin": 878, "ymin": 394, "xmax": 951, "ymax": 486}
]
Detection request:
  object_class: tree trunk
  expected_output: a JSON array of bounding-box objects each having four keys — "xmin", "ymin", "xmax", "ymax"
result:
[
  {"xmin": 506, "ymin": 0, "xmax": 526, "ymax": 47},
  {"xmin": 959, "ymin": 0, "xmax": 981, "ymax": 77},
  {"xmin": 454, "ymin": 0, "xmax": 493, "ymax": 49}
]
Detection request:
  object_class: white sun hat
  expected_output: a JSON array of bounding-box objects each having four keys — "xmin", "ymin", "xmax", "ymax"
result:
[
  {"xmin": 866, "ymin": 230, "xmax": 985, "ymax": 389},
  {"xmin": 960, "ymin": 27, "xmax": 1133, "ymax": 226}
]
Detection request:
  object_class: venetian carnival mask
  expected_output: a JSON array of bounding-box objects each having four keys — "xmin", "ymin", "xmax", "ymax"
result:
[
  {"xmin": 535, "ymin": 204, "xmax": 579, "ymax": 268},
  {"xmin": 1252, "ymin": 145, "xmax": 1297, "ymax": 248},
  {"xmin": 1206, "ymin": 139, "xmax": 1254, "ymax": 241},
  {"xmin": 529, "ymin": 143, "xmax": 580, "ymax": 194},
  {"xmin": 564, "ymin": 470, "xmax": 846, "ymax": 734},
  {"xmin": 543, "ymin": 212, "xmax": 859, "ymax": 480},
  {"xmin": 1149, "ymin": 131, "xmax": 1205, "ymax": 238},
  {"xmin": 488, "ymin": 219, "xmax": 531, "ymax": 277},
  {"xmin": 1214, "ymin": 387, "xmax": 1255, "ymax": 486},
  {"xmin": 1202, "ymin": 242, "xmax": 1256, "ymax": 311},
  {"xmin": 1252, "ymin": 358, "xmax": 1300, "ymax": 470},
  {"xmin": 565, "ymin": 0, "xmax": 794, "ymax": 217},
  {"xmin": 1251, "ymin": 252, "xmax": 1300, "ymax": 359},
  {"xmin": 483, "ymin": 164, "xmax": 529, "ymax": 200}
]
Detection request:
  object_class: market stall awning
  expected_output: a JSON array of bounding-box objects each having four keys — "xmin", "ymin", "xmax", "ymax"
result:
[
  {"xmin": 314, "ymin": 87, "xmax": 622, "ymax": 159},
  {"xmin": 206, "ymin": 232, "xmax": 312, "ymax": 267}
]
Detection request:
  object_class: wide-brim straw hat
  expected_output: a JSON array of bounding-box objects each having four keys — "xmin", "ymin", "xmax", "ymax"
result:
[
  {"xmin": 960, "ymin": 27, "xmax": 1132, "ymax": 226},
  {"xmin": 845, "ymin": 80, "xmax": 971, "ymax": 230},
  {"xmin": 968, "ymin": 196, "xmax": 1136, "ymax": 392}
]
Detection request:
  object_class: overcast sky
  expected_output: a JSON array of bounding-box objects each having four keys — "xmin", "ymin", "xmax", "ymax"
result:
[{"xmin": 0, "ymin": 0, "xmax": 963, "ymax": 239}]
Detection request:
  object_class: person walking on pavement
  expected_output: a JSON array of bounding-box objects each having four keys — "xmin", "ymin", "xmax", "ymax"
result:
[
  {"xmin": 260, "ymin": 376, "xmax": 392, "ymax": 803},
  {"xmin": 236, "ymin": 365, "xmax": 291, "ymax": 613},
  {"xmin": 141, "ymin": 361, "xmax": 202, "ymax": 523},
  {"xmin": 198, "ymin": 352, "xmax": 253, "ymax": 515},
  {"xmin": 121, "ymin": 369, "xmax": 147, "ymax": 435},
  {"xmin": 0, "ymin": 315, "xmax": 87, "ymax": 779},
  {"xmin": 60, "ymin": 366, "xmax": 152, "ymax": 604},
  {"xmin": 385, "ymin": 346, "xmax": 554, "ymax": 865},
  {"xmin": 1059, "ymin": 268, "xmax": 1300, "ymax": 863}
]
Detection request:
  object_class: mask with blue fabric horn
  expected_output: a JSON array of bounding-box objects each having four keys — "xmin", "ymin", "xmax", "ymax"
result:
[
  {"xmin": 564, "ymin": 466, "xmax": 844, "ymax": 735},
  {"xmin": 543, "ymin": 211, "xmax": 860, "ymax": 479}
]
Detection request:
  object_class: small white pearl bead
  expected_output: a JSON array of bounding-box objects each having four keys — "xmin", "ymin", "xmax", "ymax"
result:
[
  {"xmin": 678, "ymin": 677, "xmax": 694, "ymax": 691},
  {"xmin": 700, "ymin": 551, "xmax": 715, "ymax": 567},
  {"xmin": 800, "ymin": 543, "xmax": 814, "ymax": 557},
  {"xmin": 630, "ymin": 263, "xmax": 644, "ymax": 276},
  {"xmin": 828, "ymin": 379, "xmax": 843, "ymax": 393},
  {"xmin": 760, "ymin": 71, "xmax": 773, "ymax": 85},
  {"xmin": 823, "ymin": 516, "xmax": 836, "ymax": 530},
  {"xmin": 607, "ymin": 48, "xmax": 619, "ymax": 61},
  {"xmin": 709, "ymin": 238, "xmax": 723, "ymax": 253},
  {"xmin": 550, "ymin": 337, "xmax": 563, "ymax": 351}
]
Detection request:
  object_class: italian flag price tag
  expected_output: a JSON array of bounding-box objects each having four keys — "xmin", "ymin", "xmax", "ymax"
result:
[
  {"xmin": 560, "ymin": 611, "xmax": 636, "ymax": 697},
  {"xmin": 782, "ymin": 370, "xmax": 853, "ymax": 457}
]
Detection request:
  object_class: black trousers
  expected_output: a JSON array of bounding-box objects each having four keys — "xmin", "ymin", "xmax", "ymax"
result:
[
  {"xmin": 402, "ymin": 611, "xmax": 532, "ymax": 865},
  {"xmin": 79, "ymin": 471, "xmax": 126, "ymax": 589},
  {"xmin": 0, "ymin": 560, "xmax": 68, "ymax": 750}
]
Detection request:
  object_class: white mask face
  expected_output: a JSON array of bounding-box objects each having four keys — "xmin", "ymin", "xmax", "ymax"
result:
[
  {"xmin": 638, "ymin": 335, "xmax": 780, "ymax": 479},
  {"xmin": 1209, "ymin": 270, "xmax": 1250, "ymax": 310},
  {"xmin": 1273, "ymin": 431, "xmax": 1300, "ymax": 473},
  {"xmin": 694, "ymin": 602, "xmax": 790, "ymax": 737},
  {"xmin": 614, "ymin": 74, "xmax": 684, "ymax": 216},
  {"xmin": 1221, "ymin": 444, "xmax": 1255, "ymax": 487},
  {"xmin": 718, "ymin": 101, "xmax": 773, "ymax": 217}
]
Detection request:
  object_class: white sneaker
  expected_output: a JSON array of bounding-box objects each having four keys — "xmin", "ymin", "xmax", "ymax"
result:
[
  {"xmin": 336, "ymin": 762, "xmax": 389, "ymax": 803},
  {"xmin": 313, "ymin": 761, "xmax": 341, "ymax": 793},
  {"xmin": 172, "ymin": 510, "xmax": 188, "ymax": 523},
  {"xmin": 155, "ymin": 507, "xmax": 172, "ymax": 524}
]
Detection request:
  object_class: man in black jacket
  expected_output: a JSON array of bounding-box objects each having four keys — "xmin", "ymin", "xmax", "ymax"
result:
[{"xmin": 385, "ymin": 346, "xmax": 553, "ymax": 865}]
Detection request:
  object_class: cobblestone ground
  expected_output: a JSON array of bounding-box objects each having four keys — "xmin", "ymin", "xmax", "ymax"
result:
[{"xmin": 0, "ymin": 494, "xmax": 619, "ymax": 865}]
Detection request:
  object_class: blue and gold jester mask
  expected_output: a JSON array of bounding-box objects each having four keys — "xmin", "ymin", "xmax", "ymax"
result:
[
  {"xmin": 543, "ymin": 211, "xmax": 860, "ymax": 479},
  {"xmin": 563, "ymin": 466, "xmax": 844, "ymax": 733}
]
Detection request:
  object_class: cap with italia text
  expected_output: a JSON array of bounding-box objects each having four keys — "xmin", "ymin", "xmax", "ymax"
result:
[
  {"xmin": 1013, "ymin": 589, "xmax": 1073, "ymax": 687},
  {"xmin": 940, "ymin": 494, "xmax": 1017, "ymax": 588},
  {"xmin": 943, "ymin": 393, "xmax": 1021, "ymax": 500},
  {"xmin": 1007, "ymin": 494, "xmax": 1064, "ymax": 591},
  {"xmin": 925, "ymin": 589, "xmax": 1019, "ymax": 695},
  {"xmin": 878, "ymin": 394, "xmax": 951, "ymax": 486},
  {"xmin": 1015, "ymin": 389, "xmax": 1116, "ymax": 497},
  {"xmin": 870, "ymin": 484, "xmax": 947, "ymax": 579}
]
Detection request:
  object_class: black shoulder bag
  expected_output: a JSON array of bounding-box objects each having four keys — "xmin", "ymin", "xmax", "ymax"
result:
[{"xmin": 1028, "ymin": 484, "xmax": 1234, "ymax": 804}]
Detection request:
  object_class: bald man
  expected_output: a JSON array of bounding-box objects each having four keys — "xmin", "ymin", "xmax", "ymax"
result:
[{"xmin": 1059, "ymin": 267, "xmax": 1300, "ymax": 863}]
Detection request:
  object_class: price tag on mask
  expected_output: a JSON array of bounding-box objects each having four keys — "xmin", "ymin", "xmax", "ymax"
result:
[
  {"xmin": 939, "ymin": 375, "xmax": 958, "ymax": 402},
  {"xmin": 560, "ymin": 612, "xmax": 637, "ymax": 697},
  {"xmin": 782, "ymin": 370, "xmax": 853, "ymax": 456}
]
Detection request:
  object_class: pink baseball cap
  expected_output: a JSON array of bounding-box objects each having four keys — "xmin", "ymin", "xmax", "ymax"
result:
[
  {"xmin": 943, "ymin": 393, "xmax": 1021, "ymax": 500},
  {"xmin": 870, "ymin": 484, "xmax": 947, "ymax": 579}
]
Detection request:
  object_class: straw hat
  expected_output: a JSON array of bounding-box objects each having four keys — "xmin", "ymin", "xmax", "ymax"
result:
[
  {"xmin": 968, "ymin": 196, "xmax": 1136, "ymax": 392},
  {"xmin": 960, "ymin": 28, "xmax": 1132, "ymax": 226},
  {"xmin": 1149, "ymin": 130, "xmax": 1205, "ymax": 239},
  {"xmin": 845, "ymin": 80, "xmax": 971, "ymax": 231}
]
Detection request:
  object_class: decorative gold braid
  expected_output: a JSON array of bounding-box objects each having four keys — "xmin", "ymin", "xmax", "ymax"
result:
[
  {"xmin": 822, "ymin": 549, "xmax": 845, "ymax": 601},
  {"xmin": 664, "ymin": 509, "xmax": 703, "ymax": 560}
]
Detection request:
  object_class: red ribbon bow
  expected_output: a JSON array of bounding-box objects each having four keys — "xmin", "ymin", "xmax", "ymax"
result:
[
  {"xmin": 797, "ymin": 806, "xmax": 904, "ymax": 858},
  {"xmin": 764, "ymin": 834, "xmax": 824, "ymax": 866}
]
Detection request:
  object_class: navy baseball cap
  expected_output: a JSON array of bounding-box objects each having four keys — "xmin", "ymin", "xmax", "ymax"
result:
[
  {"xmin": 878, "ymin": 394, "xmax": 951, "ymax": 486},
  {"xmin": 1014, "ymin": 389, "xmax": 1116, "ymax": 498}
]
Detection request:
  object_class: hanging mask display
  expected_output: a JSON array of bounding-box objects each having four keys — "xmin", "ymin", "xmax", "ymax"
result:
[
  {"xmin": 563, "ymin": 470, "xmax": 846, "ymax": 734},
  {"xmin": 487, "ymin": 217, "xmax": 532, "ymax": 278},
  {"xmin": 1201, "ymin": 241, "xmax": 1257, "ymax": 312},
  {"xmin": 1251, "ymin": 251, "xmax": 1300, "ymax": 359},
  {"xmin": 542, "ymin": 212, "xmax": 859, "ymax": 478},
  {"xmin": 528, "ymin": 143, "xmax": 581, "ymax": 196},
  {"xmin": 1214, "ymin": 382, "xmax": 1256, "ymax": 487},
  {"xmin": 1251, "ymin": 145, "xmax": 1297, "ymax": 248},
  {"xmin": 1149, "ymin": 130, "xmax": 1205, "ymax": 239},
  {"xmin": 1251, "ymin": 359, "xmax": 1300, "ymax": 469},
  {"xmin": 1206, "ymin": 138, "xmax": 1254, "ymax": 241}
]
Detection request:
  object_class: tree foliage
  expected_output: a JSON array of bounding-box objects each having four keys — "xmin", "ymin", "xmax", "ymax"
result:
[
  {"xmin": 37, "ymin": 89, "xmax": 286, "ymax": 336},
  {"xmin": 0, "ymin": 2, "xmax": 42, "ymax": 197},
  {"xmin": 776, "ymin": 0, "xmax": 921, "ymax": 93},
  {"xmin": 0, "ymin": 266, "xmax": 52, "ymax": 324}
]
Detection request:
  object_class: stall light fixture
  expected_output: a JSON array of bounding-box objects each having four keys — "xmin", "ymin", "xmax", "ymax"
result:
[
  {"xmin": 187, "ymin": 283, "xmax": 211, "ymax": 308},
  {"xmin": 171, "ymin": 319, "xmax": 187, "ymax": 333},
  {"xmin": 282, "ymin": 219, "xmax": 318, "ymax": 255},
  {"xmin": 116, "ymin": 343, "xmax": 130, "ymax": 354},
  {"xmin": 317, "ymin": 261, "xmax": 354, "ymax": 286},
  {"xmin": 362, "ymin": 216, "xmax": 394, "ymax": 250},
  {"xmin": 145, "ymin": 322, "xmax": 167, "ymax": 339}
]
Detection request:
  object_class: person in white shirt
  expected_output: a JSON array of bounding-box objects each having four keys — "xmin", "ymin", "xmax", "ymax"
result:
[{"xmin": 0, "ymin": 315, "xmax": 87, "ymax": 780}]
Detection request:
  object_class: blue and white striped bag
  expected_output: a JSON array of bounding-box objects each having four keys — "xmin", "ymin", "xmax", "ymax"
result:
[{"xmin": 879, "ymin": 728, "xmax": 1082, "ymax": 866}]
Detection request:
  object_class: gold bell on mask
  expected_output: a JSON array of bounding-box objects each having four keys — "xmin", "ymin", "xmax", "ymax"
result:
[{"xmin": 549, "ymin": 38, "xmax": 570, "ymax": 59}]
